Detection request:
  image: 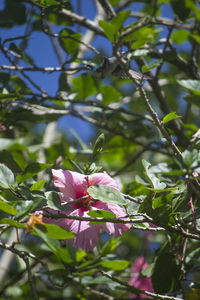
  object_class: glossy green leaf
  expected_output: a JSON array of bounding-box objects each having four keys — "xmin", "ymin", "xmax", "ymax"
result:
[
  {"xmin": 15, "ymin": 197, "xmax": 44, "ymax": 219},
  {"xmin": 59, "ymin": 28, "xmax": 81, "ymax": 55},
  {"xmin": 111, "ymin": 10, "xmax": 131, "ymax": 31},
  {"xmin": 162, "ymin": 112, "xmax": 182, "ymax": 124},
  {"xmin": 16, "ymin": 163, "xmax": 52, "ymax": 184},
  {"xmin": 177, "ymin": 80, "xmax": 200, "ymax": 95},
  {"xmin": 88, "ymin": 209, "xmax": 116, "ymax": 218},
  {"xmin": 30, "ymin": 180, "xmax": 46, "ymax": 191},
  {"xmin": 101, "ymin": 259, "xmax": 129, "ymax": 270},
  {"xmin": 99, "ymin": 10, "xmax": 130, "ymax": 41},
  {"xmin": 0, "ymin": 199, "xmax": 18, "ymax": 215},
  {"xmin": 142, "ymin": 160, "xmax": 167, "ymax": 190},
  {"xmin": 142, "ymin": 59, "xmax": 162, "ymax": 73},
  {"xmin": 99, "ymin": 20, "xmax": 116, "ymax": 42},
  {"xmin": 72, "ymin": 73, "xmax": 97, "ymax": 99},
  {"xmin": 0, "ymin": 218, "xmax": 25, "ymax": 228},
  {"xmin": 34, "ymin": 224, "xmax": 75, "ymax": 239},
  {"xmin": 0, "ymin": 164, "xmax": 15, "ymax": 188},
  {"xmin": 88, "ymin": 185, "xmax": 125, "ymax": 205}
]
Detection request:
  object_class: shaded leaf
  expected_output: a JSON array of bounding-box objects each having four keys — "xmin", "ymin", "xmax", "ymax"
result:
[
  {"xmin": 59, "ymin": 28, "xmax": 81, "ymax": 55},
  {"xmin": 100, "ymin": 85, "xmax": 121, "ymax": 105},
  {"xmin": 17, "ymin": 163, "xmax": 52, "ymax": 184}
]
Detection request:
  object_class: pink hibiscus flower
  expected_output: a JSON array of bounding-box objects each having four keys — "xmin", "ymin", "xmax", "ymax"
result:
[
  {"xmin": 43, "ymin": 169, "xmax": 130, "ymax": 252},
  {"xmin": 129, "ymin": 256, "xmax": 154, "ymax": 299}
]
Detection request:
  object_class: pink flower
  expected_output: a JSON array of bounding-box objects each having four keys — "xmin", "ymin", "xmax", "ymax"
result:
[
  {"xmin": 129, "ymin": 256, "xmax": 154, "ymax": 299},
  {"xmin": 43, "ymin": 169, "xmax": 130, "ymax": 252}
]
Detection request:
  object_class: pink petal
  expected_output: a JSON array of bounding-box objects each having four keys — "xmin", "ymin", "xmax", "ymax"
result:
[
  {"xmin": 129, "ymin": 257, "xmax": 154, "ymax": 299},
  {"xmin": 67, "ymin": 209, "xmax": 100, "ymax": 252},
  {"xmin": 52, "ymin": 169, "xmax": 87, "ymax": 202},
  {"xmin": 94, "ymin": 202, "xmax": 131, "ymax": 236},
  {"xmin": 91, "ymin": 172, "xmax": 119, "ymax": 191}
]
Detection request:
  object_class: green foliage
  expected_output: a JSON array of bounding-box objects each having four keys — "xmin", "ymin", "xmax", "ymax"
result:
[
  {"xmin": 0, "ymin": 0, "xmax": 200, "ymax": 299},
  {"xmin": 88, "ymin": 185, "xmax": 125, "ymax": 205},
  {"xmin": 72, "ymin": 73, "xmax": 97, "ymax": 98}
]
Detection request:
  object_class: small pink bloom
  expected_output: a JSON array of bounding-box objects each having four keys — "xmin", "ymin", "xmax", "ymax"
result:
[
  {"xmin": 43, "ymin": 169, "xmax": 130, "ymax": 252},
  {"xmin": 129, "ymin": 256, "xmax": 154, "ymax": 299}
]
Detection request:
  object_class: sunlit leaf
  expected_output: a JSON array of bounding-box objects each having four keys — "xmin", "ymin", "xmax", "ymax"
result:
[
  {"xmin": 88, "ymin": 185, "xmax": 125, "ymax": 205},
  {"xmin": 0, "ymin": 199, "xmax": 18, "ymax": 215},
  {"xmin": 101, "ymin": 259, "xmax": 129, "ymax": 270},
  {"xmin": 162, "ymin": 112, "xmax": 182, "ymax": 124},
  {"xmin": 0, "ymin": 164, "xmax": 15, "ymax": 188}
]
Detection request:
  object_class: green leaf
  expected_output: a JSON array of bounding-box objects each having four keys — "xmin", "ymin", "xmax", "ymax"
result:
[
  {"xmin": 0, "ymin": 199, "xmax": 18, "ymax": 215},
  {"xmin": 101, "ymin": 237, "xmax": 119, "ymax": 256},
  {"xmin": 142, "ymin": 160, "xmax": 167, "ymax": 190},
  {"xmin": 152, "ymin": 252, "xmax": 180, "ymax": 293},
  {"xmin": 72, "ymin": 73, "xmax": 97, "ymax": 99},
  {"xmin": 33, "ymin": 227, "xmax": 73, "ymax": 263},
  {"xmin": 182, "ymin": 149, "xmax": 200, "ymax": 168},
  {"xmin": 34, "ymin": 224, "xmax": 75, "ymax": 239},
  {"xmin": 162, "ymin": 112, "xmax": 182, "ymax": 124},
  {"xmin": 88, "ymin": 185, "xmax": 125, "ymax": 205},
  {"xmin": 88, "ymin": 209, "xmax": 116, "ymax": 219},
  {"xmin": 142, "ymin": 59, "xmax": 162, "ymax": 73},
  {"xmin": 93, "ymin": 133, "xmax": 105, "ymax": 157},
  {"xmin": 99, "ymin": 11, "xmax": 130, "ymax": 41},
  {"xmin": 111, "ymin": 10, "xmax": 131, "ymax": 31},
  {"xmin": 142, "ymin": 263, "xmax": 154, "ymax": 277},
  {"xmin": 59, "ymin": 28, "xmax": 81, "ymax": 55},
  {"xmin": 177, "ymin": 80, "xmax": 200, "ymax": 95},
  {"xmin": 16, "ymin": 163, "xmax": 52, "ymax": 184},
  {"xmin": 38, "ymin": 0, "xmax": 60, "ymax": 6},
  {"xmin": 171, "ymin": 29, "xmax": 189, "ymax": 44},
  {"xmin": 100, "ymin": 85, "xmax": 121, "ymax": 105},
  {"xmin": 11, "ymin": 151, "xmax": 27, "ymax": 171},
  {"xmin": 0, "ymin": 164, "xmax": 15, "ymax": 188},
  {"xmin": 99, "ymin": 20, "xmax": 116, "ymax": 42},
  {"xmin": 30, "ymin": 180, "xmax": 46, "ymax": 191},
  {"xmin": 101, "ymin": 259, "xmax": 129, "ymax": 271},
  {"xmin": 152, "ymin": 196, "xmax": 165, "ymax": 209},
  {"xmin": 15, "ymin": 197, "xmax": 44, "ymax": 219},
  {"xmin": 170, "ymin": 0, "xmax": 191, "ymax": 21},
  {"xmin": 0, "ymin": 218, "xmax": 25, "ymax": 228},
  {"xmin": 184, "ymin": 94, "xmax": 200, "ymax": 107}
]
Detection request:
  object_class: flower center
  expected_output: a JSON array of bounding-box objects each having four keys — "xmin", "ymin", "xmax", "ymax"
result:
[{"xmin": 73, "ymin": 176, "xmax": 94, "ymax": 210}]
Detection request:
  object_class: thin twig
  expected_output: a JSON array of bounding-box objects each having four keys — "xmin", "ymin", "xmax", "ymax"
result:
[{"xmin": 101, "ymin": 271, "xmax": 183, "ymax": 300}]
